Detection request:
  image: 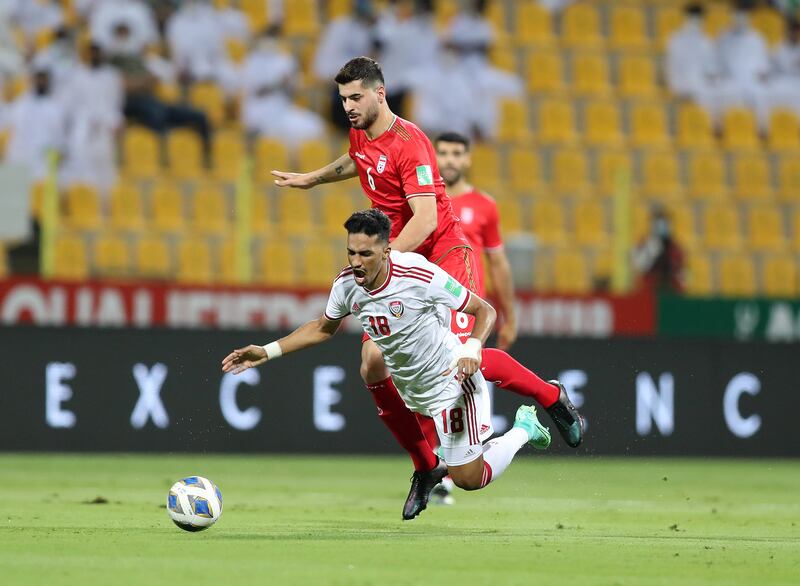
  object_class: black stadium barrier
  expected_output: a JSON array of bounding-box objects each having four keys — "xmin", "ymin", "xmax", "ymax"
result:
[{"xmin": 2, "ymin": 327, "xmax": 796, "ymax": 457}]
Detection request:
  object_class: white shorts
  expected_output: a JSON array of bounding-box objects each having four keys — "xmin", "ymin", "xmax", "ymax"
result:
[{"xmin": 432, "ymin": 372, "xmax": 494, "ymax": 466}]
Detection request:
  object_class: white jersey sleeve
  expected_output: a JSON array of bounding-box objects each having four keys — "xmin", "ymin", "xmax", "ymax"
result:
[
  {"xmin": 425, "ymin": 263, "xmax": 472, "ymax": 313},
  {"xmin": 324, "ymin": 270, "xmax": 351, "ymax": 321}
]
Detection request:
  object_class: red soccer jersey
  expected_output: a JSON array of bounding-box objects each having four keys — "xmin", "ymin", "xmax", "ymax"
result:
[
  {"xmin": 449, "ymin": 188, "xmax": 504, "ymax": 288},
  {"xmin": 348, "ymin": 116, "xmax": 469, "ymax": 261}
]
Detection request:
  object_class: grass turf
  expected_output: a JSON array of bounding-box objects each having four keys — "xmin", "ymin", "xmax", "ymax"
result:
[{"xmin": 0, "ymin": 454, "xmax": 798, "ymax": 585}]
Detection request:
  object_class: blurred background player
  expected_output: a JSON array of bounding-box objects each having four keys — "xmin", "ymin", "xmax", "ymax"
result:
[{"xmin": 272, "ymin": 56, "xmax": 583, "ymax": 518}]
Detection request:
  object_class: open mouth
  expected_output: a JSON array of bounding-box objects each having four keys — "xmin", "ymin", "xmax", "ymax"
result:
[{"xmin": 353, "ymin": 269, "xmax": 366, "ymax": 284}]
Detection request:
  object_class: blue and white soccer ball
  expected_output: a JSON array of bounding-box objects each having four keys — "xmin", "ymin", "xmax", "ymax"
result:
[{"xmin": 167, "ymin": 476, "xmax": 223, "ymax": 532}]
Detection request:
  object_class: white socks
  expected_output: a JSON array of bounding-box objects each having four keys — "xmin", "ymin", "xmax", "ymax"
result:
[{"xmin": 479, "ymin": 427, "xmax": 529, "ymax": 487}]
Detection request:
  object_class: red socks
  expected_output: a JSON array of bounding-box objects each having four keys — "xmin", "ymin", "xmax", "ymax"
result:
[
  {"xmin": 415, "ymin": 412, "xmax": 440, "ymax": 451},
  {"xmin": 367, "ymin": 377, "xmax": 438, "ymax": 472},
  {"xmin": 480, "ymin": 348, "xmax": 560, "ymax": 408}
]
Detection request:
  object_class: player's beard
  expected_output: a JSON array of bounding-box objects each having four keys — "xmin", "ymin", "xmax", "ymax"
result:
[
  {"xmin": 441, "ymin": 167, "xmax": 462, "ymax": 187},
  {"xmin": 350, "ymin": 102, "xmax": 380, "ymax": 130}
]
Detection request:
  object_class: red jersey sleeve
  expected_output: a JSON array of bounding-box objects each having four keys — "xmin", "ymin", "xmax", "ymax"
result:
[
  {"xmin": 396, "ymin": 137, "xmax": 437, "ymax": 199},
  {"xmin": 482, "ymin": 195, "xmax": 504, "ymax": 251}
]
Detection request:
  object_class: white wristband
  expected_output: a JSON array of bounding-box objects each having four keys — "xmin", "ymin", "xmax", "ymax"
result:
[
  {"xmin": 262, "ymin": 341, "xmax": 282, "ymax": 360},
  {"xmin": 448, "ymin": 337, "xmax": 483, "ymax": 370}
]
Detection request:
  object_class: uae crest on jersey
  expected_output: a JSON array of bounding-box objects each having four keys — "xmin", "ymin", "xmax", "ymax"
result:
[
  {"xmin": 377, "ymin": 154, "xmax": 388, "ymax": 174},
  {"xmin": 388, "ymin": 300, "xmax": 404, "ymax": 318}
]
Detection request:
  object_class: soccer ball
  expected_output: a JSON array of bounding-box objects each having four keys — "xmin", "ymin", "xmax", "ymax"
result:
[{"xmin": 167, "ymin": 476, "xmax": 223, "ymax": 532}]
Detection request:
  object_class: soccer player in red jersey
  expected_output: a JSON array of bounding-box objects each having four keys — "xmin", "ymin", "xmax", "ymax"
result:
[
  {"xmin": 435, "ymin": 131, "xmax": 517, "ymax": 351},
  {"xmin": 272, "ymin": 57, "xmax": 582, "ymax": 520}
]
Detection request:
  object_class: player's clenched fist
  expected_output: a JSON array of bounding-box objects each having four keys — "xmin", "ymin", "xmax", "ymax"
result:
[{"xmin": 221, "ymin": 345, "xmax": 268, "ymax": 374}]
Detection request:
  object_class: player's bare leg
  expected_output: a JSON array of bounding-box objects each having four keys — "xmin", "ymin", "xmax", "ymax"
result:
[
  {"xmin": 447, "ymin": 405, "xmax": 551, "ymax": 491},
  {"xmin": 360, "ymin": 339, "xmax": 443, "ymax": 520}
]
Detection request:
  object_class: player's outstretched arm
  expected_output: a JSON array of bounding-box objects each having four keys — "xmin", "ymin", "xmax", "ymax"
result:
[
  {"xmin": 486, "ymin": 250, "xmax": 518, "ymax": 350},
  {"xmin": 388, "ymin": 196, "xmax": 437, "ymax": 252},
  {"xmin": 271, "ymin": 153, "xmax": 357, "ymax": 189},
  {"xmin": 441, "ymin": 293, "xmax": 497, "ymax": 382},
  {"xmin": 221, "ymin": 316, "xmax": 342, "ymax": 375}
]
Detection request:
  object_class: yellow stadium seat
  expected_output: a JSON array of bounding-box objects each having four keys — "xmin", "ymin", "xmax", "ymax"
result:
[
  {"xmin": 255, "ymin": 138, "xmax": 290, "ymax": 184},
  {"xmin": 562, "ymin": 3, "xmax": 603, "ymax": 48},
  {"xmin": 761, "ymin": 254, "xmax": 797, "ymax": 298},
  {"xmin": 655, "ymin": 6, "xmax": 684, "ymax": 49},
  {"xmin": 135, "ymin": 233, "xmax": 172, "ymax": 278},
  {"xmin": 301, "ymin": 239, "xmax": 340, "ymax": 287},
  {"xmin": 572, "ymin": 53, "xmax": 611, "ymax": 97},
  {"xmin": 219, "ymin": 237, "xmax": 239, "ymax": 285},
  {"xmin": 211, "ymin": 131, "xmax": 245, "ymax": 182},
  {"xmin": 189, "ymin": 82, "xmax": 225, "ymax": 127},
  {"xmin": 496, "ymin": 199, "xmax": 523, "ymax": 234},
  {"xmin": 526, "ymin": 51, "xmax": 565, "ymax": 95},
  {"xmin": 705, "ymin": 2, "xmax": 732, "ymax": 37},
  {"xmin": 53, "ymin": 234, "xmax": 89, "ymax": 280},
  {"xmin": 109, "ymin": 183, "xmax": 145, "ymax": 232},
  {"xmin": 747, "ymin": 205, "xmax": 786, "ymax": 252},
  {"xmin": 631, "ymin": 201, "xmax": 650, "ymax": 241},
  {"xmin": 630, "ymin": 102, "xmax": 671, "ymax": 149},
  {"xmin": 677, "ymin": 103, "xmax": 715, "ymax": 150},
  {"xmin": 793, "ymin": 210, "xmax": 800, "ymax": 251},
  {"xmin": 122, "ymin": 126, "xmax": 160, "ymax": 178},
  {"xmin": 618, "ymin": 55, "xmax": 658, "ymax": 99},
  {"xmin": 277, "ymin": 191, "xmax": 314, "ymax": 236},
  {"xmin": 515, "ymin": 3, "xmax": 554, "ymax": 45},
  {"xmin": 176, "ymin": 236, "xmax": 214, "ymax": 284},
  {"xmin": 641, "ymin": 151, "xmax": 684, "ymax": 201},
  {"xmin": 751, "ymin": 7, "xmax": 785, "ymax": 46},
  {"xmin": 721, "ymin": 108, "xmax": 760, "ymax": 151},
  {"xmin": 486, "ymin": 2, "xmax": 507, "ymax": 32},
  {"xmin": 687, "ymin": 151, "xmax": 728, "ymax": 199},
  {"xmin": 573, "ymin": 200, "xmax": 608, "ymax": 247},
  {"xmin": 498, "ymin": 99, "xmax": 532, "ymax": 144},
  {"xmin": 167, "ymin": 129, "xmax": 204, "ymax": 179},
  {"xmin": 731, "ymin": 154, "xmax": 774, "ymax": 200},
  {"xmin": 285, "ymin": 0, "xmax": 319, "ymax": 36},
  {"xmin": 584, "ymin": 101, "xmax": 624, "ymax": 147},
  {"xmin": 538, "ymin": 99, "xmax": 577, "ymax": 145},
  {"xmin": 470, "ymin": 144, "xmax": 502, "ymax": 187},
  {"xmin": 93, "ymin": 233, "xmax": 131, "ymax": 276},
  {"xmin": 530, "ymin": 198, "xmax": 566, "ymax": 245},
  {"xmin": 240, "ymin": 0, "xmax": 268, "ymax": 31},
  {"xmin": 64, "ymin": 184, "xmax": 102, "ymax": 230},
  {"xmin": 718, "ymin": 253, "xmax": 757, "ymax": 297},
  {"xmin": 552, "ymin": 148, "xmax": 591, "ymax": 197},
  {"xmin": 155, "ymin": 81, "xmax": 180, "ymax": 103},
  {"xmin": 702, "ymin": 204, "xmax": 741, "ymax": 251},
  {"xmin": 434, "ymin": 0, "xmax": 458, "ymax": 29},
  {"xmin": 250, "ymin": 191, "xmax": 273, "ymax": 235},
  {"xmin": 298, "ymin": 139, "xmax": 330, "ymax": 172},
  {"xmin": 321, "ymin": 189, "xmax": 354, "ymax": 236},
  {"xmin": 552, "ymin": 249, "xmax": 591, "ymax": 294},
  {"xmin": 258, "ymin": 240, "xmax": 296, "ymax": 286},
  {"xmin": 596, "ymin": 150, "xmax": 633, "ymax": 198},
  {"xmin": 664, "ymin": 202, "xmax": 697, "ymax": 249},
  {"xmin": 509, "ymin": 148, "xmax": 543, "ymax": 195},
  {"xmin": 777, "ymin": 156, "xmax": 800, "ymax": 202},
  {"xmin": 685, "ymin": 250, "xmax": 713, "ymax": 296},
  {"xmin": 192, "ymin": 185, "xmax": 231, "ymax": 235},
  {"xmin": 609, "ymin": 5, "xmax": 649, "ymax": 51},
  {"xmin": 489, "ymin": 44, "xmax": 517, "ymax": 73},
  {"xmin": 225, "ymin": 38, "xmax": 247, "ymax": 64},
  {"xmin": 151, "ymin": 181, "xmax": 186, "ymax": 233},
  {"xmin": 767, "ymin": 110, "xmax": 800, "ymax": 152}
]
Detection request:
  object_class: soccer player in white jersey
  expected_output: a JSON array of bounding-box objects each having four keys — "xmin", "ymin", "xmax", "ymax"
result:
[{"xmin": 221, "ymin": 209, "xmax": 551, "ymax": 517}]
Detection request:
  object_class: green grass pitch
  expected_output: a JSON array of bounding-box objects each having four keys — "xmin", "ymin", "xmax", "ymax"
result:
[{"xmin": 1, "ymin": 454, "xmax": 798, "ymax": 585}]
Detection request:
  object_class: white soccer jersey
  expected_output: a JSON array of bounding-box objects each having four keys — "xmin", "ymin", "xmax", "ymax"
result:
[{"xmin": 325, "ymin": 250, "xmax": 473, "ymax": 416}]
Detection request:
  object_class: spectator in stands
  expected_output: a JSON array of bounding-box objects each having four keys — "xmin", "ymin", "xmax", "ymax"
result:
[
  {"xmin": 313, "ymin": 0, "xmax": 378, "ymax": 131},
  {"xmin": 61, "ymin": 43, "xmax": 123, "ymax": 194},
  {"xmin": 88, "ymin": 0, "xmax": 158, "ymax": 56},
  {"xmin": 3, "ymin": 0, "xmax": 63, "ymax": 44},
  {"xmin": 107, "ymin": 23, "xmax": 211, "ymax": 160},
  {"xmin": 764, "ymin": 18, "xmax": 800, "ymax": 117},
  {"xmin": 665, "ymin": 3, "xmax": 721, "ymax": 103},
  {"xmin": 714, "ymin": 0, "xmax": 771, "ymax": 119},
  {"xmin": 0, "ymin": 18, "xmax": 24, "ymax": 96},
  {"xmin": 32, "ymin": 26, "xmax": 81, "ymax": 98},
  {"xmin": 240, "ymin": 24, "xmax": 325, "ymax": 148},
  {"xmin": 439, "ymin": 0, "xmax": 523, "ymax": 140},
  {"xmin": 1, "ymin": 67, "xmax": 67, "ymax": 181},
  {"xmin": 374, "ymin": 0, "xmax": 438, "ymax": 117},
  {"xmin": 631, "ymin": 206, "xmax": 685, "ymax": 294},
  {"xmin": 166, "ymin": 0, "xmax": 239, "ymax": 96}
]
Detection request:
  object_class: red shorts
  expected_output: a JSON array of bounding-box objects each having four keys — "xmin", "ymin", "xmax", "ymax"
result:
[{"xmin": 360, "ymin": 246, "xmax": 483, "ymax": 343}]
